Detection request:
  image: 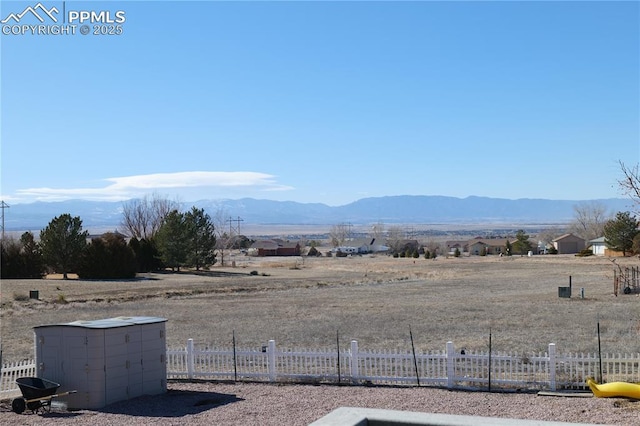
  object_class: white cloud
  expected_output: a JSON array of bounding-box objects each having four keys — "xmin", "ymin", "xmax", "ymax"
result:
[{"xmin": 13, "ymin": 171, "xmax": 294, "ymax": 202}]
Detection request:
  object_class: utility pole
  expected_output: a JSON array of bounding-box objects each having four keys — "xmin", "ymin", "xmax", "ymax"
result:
[
  {"xmin": 227, "ymin": 216, "xmax": 244, "ymax": 235},
  {"xmin": 0, "ymin": 200, "xmax": 9, "ymax": 242}
]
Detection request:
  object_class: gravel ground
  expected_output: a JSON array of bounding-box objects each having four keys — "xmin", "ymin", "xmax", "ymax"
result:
[{"xmin": 1, "ymin": 381, "xmax": 639, "ymax": 425}]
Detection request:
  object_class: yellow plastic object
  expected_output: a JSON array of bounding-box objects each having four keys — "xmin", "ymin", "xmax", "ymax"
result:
[{"xmin": 586, "ymin": 377, "xmax": 640, "ymax": 399}]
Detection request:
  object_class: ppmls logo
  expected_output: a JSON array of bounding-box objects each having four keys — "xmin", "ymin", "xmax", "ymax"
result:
[
  {"xmin": 1, "ymin": 2, "xmax": 59, "ymax": 23},
  {"xmin": 2, "ymin": 2, "xmax": 126, "ymax": 36}
]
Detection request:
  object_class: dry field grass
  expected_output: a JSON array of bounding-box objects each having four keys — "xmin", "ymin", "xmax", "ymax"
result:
[{"xmin": 2, "ymin": 252, "xmax": 640, "ymax": 362}]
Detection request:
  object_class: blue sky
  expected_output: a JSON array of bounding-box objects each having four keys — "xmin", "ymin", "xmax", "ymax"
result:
[{"xmin": 1, "ymin": 1, "xmax": 638, "ymax": 206}]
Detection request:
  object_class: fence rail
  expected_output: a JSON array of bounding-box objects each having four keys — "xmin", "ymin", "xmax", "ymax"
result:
[{"xmin": 4, "ymin": 340, "xmax": 640, "ymax": 398}]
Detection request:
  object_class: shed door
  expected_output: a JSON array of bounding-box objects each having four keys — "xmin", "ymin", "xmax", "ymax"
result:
[
  {"xmin": 62, "ymin": 328, "xmax": 90, "ymax": 409},
  {"xmin": 36, "ymin": 328, "xmax": 63, "ymax": 385},
  {"xmin": 104, "ymin": 327, "xmax": 130, "ymax": 405}
]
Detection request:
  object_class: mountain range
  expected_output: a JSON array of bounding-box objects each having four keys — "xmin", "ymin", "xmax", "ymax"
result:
[{"xmin": 2, "ymin": 196, "xmax": 634, "ymax": 233}]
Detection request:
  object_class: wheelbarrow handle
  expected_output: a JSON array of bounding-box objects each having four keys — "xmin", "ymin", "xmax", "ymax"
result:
[{"xmin": 24, "ymin": 390, "xmax": 77, "ymax": 404}]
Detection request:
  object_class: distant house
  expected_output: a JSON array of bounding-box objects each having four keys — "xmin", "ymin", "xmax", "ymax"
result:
[
  {"xmin": 468, "ymin": 238, "xmax": 512, "ymax": 255},
  {"xmin": 250, "ymin": 239, "xmax": 300, "ymax": 256},
  {"xmin": 87, "ymin": 230, "xmax": 129, "ymax": 243},
  {"xmin": 446, "ymin": 240, "xmax": 468, "ymax": 254},
  {"xmin": 589, "ymin": 237, "xmax": 607, "ymax": 256},
  {"xmin": 334, "ymin": 239, "xmax": 371, "ymax": 255},
  {"xmin": 552, "ymin": 233, "xmax": 585, "ymax": 254},
  {"xmin": 369, "ymin": 238, "xmax": 390, "ymax": 253},
  {"xmin": 588, "ymin": 236, "xmax": 627, "ymax": 257},
  {"xmin": 334, "ymin": 238, "xmax": 389, "ymax": 255}
]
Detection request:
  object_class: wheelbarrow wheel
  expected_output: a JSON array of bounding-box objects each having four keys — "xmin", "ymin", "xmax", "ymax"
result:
[{"xmin": 11, "ymin": 397, "xmax": 26, "ymax": 414}]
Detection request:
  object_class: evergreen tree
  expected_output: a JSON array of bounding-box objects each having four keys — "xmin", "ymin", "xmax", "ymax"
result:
[
  {"xmin": 155, "ymin": 210, "xmax": 189, "ymax": 271},
  {"xmin": 1, "ymin": 238, "xmax": 22, "ymax": 278},
  {"xmin": 40, "ymin": 214, "xmax": 88, "ymax": 279},
  {"xmin": 129, "ymin": 237, "xmax": 163, "ymax": 272},
  {"xmin": 505, "ymin": 240, "xmax": 512, "ymax": 256},
  {"xmin": 0, "ymin": 233, "xmax": 46, "ymax": 279},
  {"xmin": 184, "ymin": 207, "xmax": 216, "ymax": 270},
  {"xmin": 78, "ymin": 232, "xmax": 137, "ymax": 279},
  {"xmin": 604, "ymin": 211, "xmax": 640, "ymax": 256},
  {"xmin": 512, "ymin": 230, "xmax": 532, "ymax": 256},
  {"xmin": 19, "ymin": 232, "xmax": 46, "ymax": 278}
]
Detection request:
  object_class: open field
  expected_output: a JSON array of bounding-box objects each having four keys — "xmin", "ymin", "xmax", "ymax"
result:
[{"xmin": 2, "ymin": 253, "xmax": 640, "ymax": 362}]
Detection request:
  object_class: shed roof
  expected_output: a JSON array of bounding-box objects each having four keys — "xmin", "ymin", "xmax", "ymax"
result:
[
  {"xmin": 34, "ymin": 316, "xmax": 167, "ymax": 329},
  {"xmin": 552, "ymin": 233, "xmax": 585, "ymax": 243}
]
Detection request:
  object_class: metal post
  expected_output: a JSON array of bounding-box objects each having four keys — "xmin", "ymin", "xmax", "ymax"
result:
[
  {"xmin": 232, "ymin": 330, "xmax": 237, "ymax": 382},
  {"xmin": 336, "ymin": 330, "xmax": 341, "ymax": 384},
  {"xmin": 409, "ymin": 326, "xmax": 420, "ymax": 386}
]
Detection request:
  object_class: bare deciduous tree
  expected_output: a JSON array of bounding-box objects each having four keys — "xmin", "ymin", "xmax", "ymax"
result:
[
  {"xmin": 120, "ymin": 193, "xmax": 179, "ymax": 240},
  {"xmin": 568, "ymin": 201, "xmax": 610, "ymax": 241},
  {"xmin": 537, "ymin": 227, "xmax": 561, "ymax": 251},
  {"xmin": 369, "ymin": 222, "xmax": 385, "ymax": 242},
  {"xmin": 212, "ymin": 207, "xmax": 234, "ymax": 266},
  {"xmin": 329, "ymin": 224, "xmax": 349, "ymax": 247},
  {"xmin": 386, "ymin": 225, "xmax": 405, "ymax": 254},
  {"xmin": 618, "ymin": 161, "xmax": 640, "ymax": 215}
]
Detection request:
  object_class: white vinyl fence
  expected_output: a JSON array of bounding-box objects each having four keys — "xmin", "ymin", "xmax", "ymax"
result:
[
  {"xmin": 0, "ymin": 359, "xmax": 37, "ymax": 399},
  {"xmin": 165, "ymin": 340, "xmax": 621, "ymax": 391},
  {"xmin": 3, "ymin": 340, "xmax": 640, "ymax": 398}
]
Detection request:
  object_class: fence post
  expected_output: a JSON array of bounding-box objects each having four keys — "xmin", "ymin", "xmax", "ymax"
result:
[
  {"xmin": 446, "ymin": 341, "xmax": 455, "ymax": 389},
  {"xmin": 268, "ymin": 340, "xmax": 276, "ymax": 382},
  {"xmin": 350, "ymin": 340, "xmax": 359, "ymax": 383},
  {"xmin": 549, "ymin": 343, "xmax": 556, "ymax": 391},
  {"xmin": 187, "ymin": 338, "xmax": 195, "ymax": 379}
]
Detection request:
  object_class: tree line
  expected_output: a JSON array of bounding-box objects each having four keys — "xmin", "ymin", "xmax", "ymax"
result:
[{"xmin": 0, "ymin": 200, "xmax": 254, "ymax": 279}]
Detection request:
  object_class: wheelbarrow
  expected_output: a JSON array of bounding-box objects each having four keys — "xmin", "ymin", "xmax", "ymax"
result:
[{"xmin": 11, "ymin": 377, "xmax": 77, "ymax": 414}]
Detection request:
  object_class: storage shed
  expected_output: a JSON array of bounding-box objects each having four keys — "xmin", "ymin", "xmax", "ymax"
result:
[{"xmin": 34, "ymin": 316, "xmax": 167, "ymax": 409}]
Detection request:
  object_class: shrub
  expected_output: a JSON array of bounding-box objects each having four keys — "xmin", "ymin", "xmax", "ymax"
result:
[
  {"xmin": 13, "ymin": 293, "xmax": 29, "ymax": 302},
  {"xmin": 454, "ymin": 248, "xmax": 461, "ymax": 258},
  {"xmin": 249, "ymin": 270, "xmax": 259, "ymax": 275},
  {"xmin": 78, "ymin": 233, "xmax": 137, "ymax": 279},
  {"xmin": 1, "ymin": 233, "xmax": 46, "ymax": 279}
]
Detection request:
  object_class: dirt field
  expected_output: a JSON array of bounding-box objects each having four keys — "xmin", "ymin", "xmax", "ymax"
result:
[{"xmin": 2, "ymin": 253, "xmax": 640, "ymax": 363}]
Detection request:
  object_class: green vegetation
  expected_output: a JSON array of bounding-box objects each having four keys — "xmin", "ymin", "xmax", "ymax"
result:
[
  {"xmin": 39, "ymin": 214, "xmax": 88, "ymax": 279},
  {"xmin": 512, "ymin": 230, "xmax": 532, "ymax": 256},
  {"xmin": 1, "ymin": 232, "xmax": 46, "ymax": 279},
  {"xmin": 604, "ymin": 211, "xmax": 640, "ymax": 256},
  {"xmin": 184, "ymin": 207, "xmax": 217, "ymax": 271},
  {"xmin": 78, "ymin": 232, "xmax": 137, "ymax": 279}
]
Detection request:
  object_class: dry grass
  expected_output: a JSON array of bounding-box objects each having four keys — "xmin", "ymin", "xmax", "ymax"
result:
[{"xmin": 2, "ymin": 252, "xmax": 640, "ymax": 362}]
